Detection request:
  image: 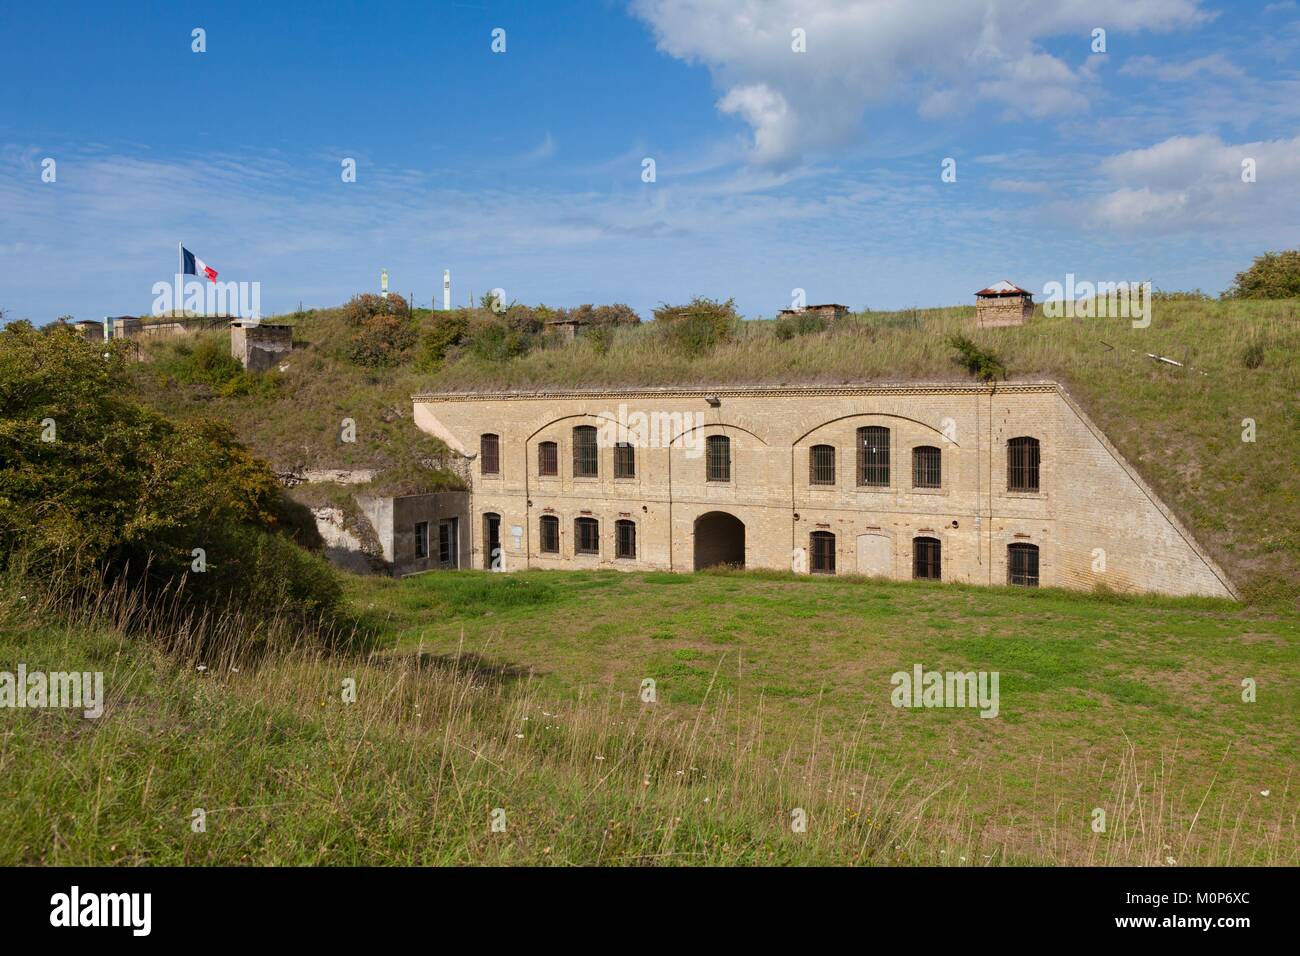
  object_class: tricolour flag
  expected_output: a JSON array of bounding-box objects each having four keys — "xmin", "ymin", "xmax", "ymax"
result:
[{"xmin": 181, "ymin": 247, "xmax": 219, "ymax": 283}]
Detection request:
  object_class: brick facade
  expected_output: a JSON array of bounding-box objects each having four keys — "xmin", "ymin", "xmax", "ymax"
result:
[
  {"xmin": 411, "ymin": 384, "xmax": 1235, "ymax": 599},
  {"xmin": 975, "ymin": 295, "xmax": 1033, "ymax": 327}
]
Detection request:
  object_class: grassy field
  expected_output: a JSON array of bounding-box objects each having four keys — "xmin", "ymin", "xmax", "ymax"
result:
[{"xmin": 5, "ymin": 568, "xmax": 1294, "ymax": 866}]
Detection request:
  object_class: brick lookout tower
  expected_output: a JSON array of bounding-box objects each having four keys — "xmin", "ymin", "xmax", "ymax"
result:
[{"xmin": 975, "ymin": 280, "xmax": 1034, "ymax": 328}]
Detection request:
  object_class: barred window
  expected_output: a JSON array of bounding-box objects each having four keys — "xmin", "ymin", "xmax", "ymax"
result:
[
  {"xmin": 573, "ymin": 426, "xmax": 598, "ymax": 478},
  {"xmin": 414, "ymin": 521, "xmax": 429, "ymax": 559},
  {"xmin": 614, "ymin": 442, "xmax": 636, "ymax": 479},
  {"xmin": 1007, "ymin": 436, "xmax": 1040, "ymax": 493},
  {"xmin": 809, "ymin": 445, "xmax": 836, "ymax": 485},
  {"xmin": 706, "ymin": 435, "xmax": 731, "ymax": 482},
  {"xmin": 480, "ymin": 433, "xmax": 500, "ymax": 476},
  {"xmin": 810, "ymin": 531, "xmax": 836, "ymax": 574},
  {"xmin": 1008, "ymin": 543, "xmax": 1039, "ymax": 586},
  {"xmin": 539, "ymin": 515, "xmax": 560, "ymax": 554},
  {"xmin": 615, "ymin": 519, "xmax": 637, "ymax": 559},
  {"xmin": 912, "ymin": 445, "xmax": 941, "ymax": 489},
  {"xmin": 857, "ymin": 426, "xmax": 890, "ymax": 487},
  {"xmin": 538, "ymin": 441, "xmax": 558, "ymax": 477},
  {"xmin": 913, "ymin": 536, "xmax": 941, "ymax": 580},
  {"xmin": 575, "ymin": 516, "xmax": 600, "ymax": 554}
]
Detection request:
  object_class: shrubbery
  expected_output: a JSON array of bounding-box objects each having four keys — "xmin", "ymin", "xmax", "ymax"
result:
[
  {"xmin": 0, "ymin": 322, "xmax": 342, "ymax": 629},
  {"xmin": 653, "ymin": 297, "xmax": 738, "ymax": 354},
  {"xmin": 947, "ymin": 334, "xmax": 1007, "ymax": 381},
  {"xmin": 466, "ymin": 318, "xmax": 534, "ymax": 362},
  {"xmin": 774, "ymin": 311, "xmax": 828, "ymax": 341},
  {"xmin": 155, "ymin": 335, "xmax": 279, "ymax": 397},
  {"xmin": 343, "ymin": 293, "xmax": 417, "ymax": 367},
  {"xmin": 418, "ymin": 311, "xmax": 471, "ymax": 370},
  {"xmin": 1224, "ymin": 250, "xmax": 1300, "ymax": 299}
]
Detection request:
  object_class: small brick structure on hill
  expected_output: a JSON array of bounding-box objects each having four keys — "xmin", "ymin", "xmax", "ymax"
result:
[{"xmin": 975, "ymin": 281, "xmax": 1034, "ymax": 328}]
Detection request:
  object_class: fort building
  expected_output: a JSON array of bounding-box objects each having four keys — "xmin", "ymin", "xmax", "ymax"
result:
[{"xmin": 411, "ymin": 383, "xmax": 1236, "ymax": 599}]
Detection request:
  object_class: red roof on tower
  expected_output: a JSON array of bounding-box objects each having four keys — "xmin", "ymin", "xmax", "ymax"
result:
[{"xmin": 975, "ymin": 279, "xmax": 1031, "ymax": 297}]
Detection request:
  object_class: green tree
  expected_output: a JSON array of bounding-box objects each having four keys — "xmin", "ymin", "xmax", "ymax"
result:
[{"xmin": 0, "ymin": 322, "xmax": 340, "ymax": 623}]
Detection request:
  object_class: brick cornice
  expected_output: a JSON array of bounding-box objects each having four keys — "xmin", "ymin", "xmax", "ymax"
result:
[{"xmin": 413, "ymin": 381, "xmax": 1061, "ymax": 403}]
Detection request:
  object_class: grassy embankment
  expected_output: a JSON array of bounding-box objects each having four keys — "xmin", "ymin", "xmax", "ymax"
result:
[{"xmin": 130, "ymin": 297, "xmax": 1300, "ymax": 596}]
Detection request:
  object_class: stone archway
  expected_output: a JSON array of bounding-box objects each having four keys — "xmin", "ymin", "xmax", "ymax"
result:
[{"xmin": 694, "ymin": 511, "xmax": 745, "ymax": 570}]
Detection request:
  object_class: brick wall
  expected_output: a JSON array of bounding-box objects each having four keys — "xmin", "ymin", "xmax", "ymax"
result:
[
  {"xmin": 976, "ymin": 296, "xmax": 1032, "ymax": 328},
  {"xmin": 411, "ymin": 384, "xmax": 1235, "ymax": 599}
]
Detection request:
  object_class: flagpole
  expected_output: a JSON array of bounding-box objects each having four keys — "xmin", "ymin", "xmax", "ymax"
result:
[{"xmin": 177, "ymin": 241, "xmax": 184, "ymax": 319}]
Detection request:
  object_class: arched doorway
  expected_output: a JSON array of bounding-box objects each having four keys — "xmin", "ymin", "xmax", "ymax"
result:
[{"xmin": 694, "ymin": 511, "xmax": 745, "ymax": 570}]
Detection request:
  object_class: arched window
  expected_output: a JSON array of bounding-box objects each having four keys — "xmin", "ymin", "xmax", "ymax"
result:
[
  {"xmin": 912, "ymin": 446, "xmax": 941, "ymax": 489},
  {"xmin": 1007, "ymin": 437, "xmax": 1040, "ymax": 493},
  {"xmin": 857, "ymin": 426, "xmax": 890, "ymax": 487},
  {"xmin": 809, "ymin": 445, "xmax": 836, "ymax": 485},
  {"xmin": 480, "ymin": 434, "xmax": 500, "ymax": 475},
  {"xmin": 614, "ymin": 442, "xmax": 636, "ymax": 479},
  {"xmin": 574, "ymin": 516, "xmax": 600, "ymax": 554},
  {"xmin": 573, "ymin": 426, "xmax": 598, "ymax": 477},
  {"xmin": 706, "ymin": 435, "xmax": 731, "ymax": 482},
  {"xmin": 615, "ymin": 519, "xmax": 637, "ymax": 559},
  {"xmin": 810, "ymin": 531, "xmax": 836, "ymax": 574},
  {"xmin": 537, "ymin": 441, "xmax": 558, "ymax": 477},
  {"xmin": 913, "ymin": 536, "xmax": 941, "ymax": 580},
  {"xmin": 1008, "ymin": 543, "xmax": 1039, "ymax": 586},
  {"xmin": 539, "ymin": 515, "xmax": 560, "ymax": 553}
]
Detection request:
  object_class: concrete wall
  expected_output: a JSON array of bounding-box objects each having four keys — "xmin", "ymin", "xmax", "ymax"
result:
[
  {"xmin": 411, "ymin": 384, "xmax": 1235, "ymax": 599},
  {"xmin": 312, "ymin": 505, "xmax": 384, "ymax": 574},
  {"xmin": 230, "ymin": 323, "xmax": 293, "ymax": 372},
  {"xmin": 357, "ymin": 491, "xmax": 471, "ymax": 577}
]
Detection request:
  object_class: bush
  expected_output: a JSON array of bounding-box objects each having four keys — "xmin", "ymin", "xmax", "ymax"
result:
[
  {"xmin": 341, "ymin": 293, "xmax": 417, "ymax": 367},
  {"xmin": 774, "ymin": 311, "xmax": 828, "ymax": 341},
  {"xmin": 1242, "ymin": 341, "xmax": 1266, "ymax": 369},
  {"xmin": 565, "ymin": 303, "xmax": 641, "ymax": 328},
  {"xmin": 342, "ymin": 292, "xmax": 410, "ymax": 326},
  {"xmin": 466, "ymin": 318, "xmax": 533, "ymax": 362},
  {"xmin": 586, "ymin": 323, "xmax": 615, "ymax": 355},
  {"xmin": 0, "ymin": 322, "xmax": 342, "ymax": 626},
  {"xmin": 1224, "ymin": 250, "xmax": 1300, "ymax": 299},
  {"xmin": 418, "ymin": 311, "xmax": 470, "ymax": 370},
  {"xmin": 158, "ymin": 335, "xmax": 244, "ymax": 388},
  {"xmin": 347, "ymin": 312, "xmax": 418, "ymax": 367},
  {"xmin": 947, "ymin": 334, "xmax": 1007, "ymax": 382},
  {"xmin": 181, "ymin": 524, "xmax": 343, "ymax": 622},
  {"xmin": 653, "ymin": 297, "xmax": 738, "ymax": 354}
]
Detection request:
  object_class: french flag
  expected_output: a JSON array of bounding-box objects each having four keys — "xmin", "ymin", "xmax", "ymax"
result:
[{"xmin": 181, "ymin": 246, "xmax": 219, "ymax": 283}]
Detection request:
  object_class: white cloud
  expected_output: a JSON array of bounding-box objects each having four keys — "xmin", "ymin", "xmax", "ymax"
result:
[
  {"xmin": 1119, "ymin": 52, "xmax": 1244, "ymax": 81},
  {"xmin": 629, "ymin": 0, "xmax": 1208, "ymax": 165},
  {"xmin": 1084, "ymin": 133, "xmax": 1300, "ymax": 233}
]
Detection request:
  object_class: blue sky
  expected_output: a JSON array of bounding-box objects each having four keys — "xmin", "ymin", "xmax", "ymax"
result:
[{"xmin": 2, "ymin": 0, "xmax": 1298, "ymax": 323}]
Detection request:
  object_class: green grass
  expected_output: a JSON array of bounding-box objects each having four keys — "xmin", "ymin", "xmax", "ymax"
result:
[{"xmin": 6, "ymin": 567, "xmax": 1295, "ymax": 865}]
